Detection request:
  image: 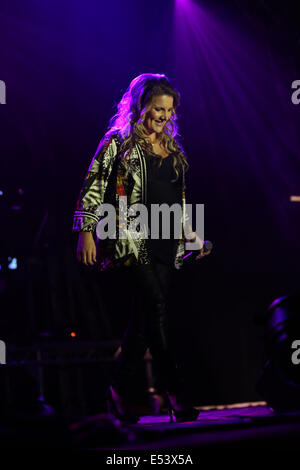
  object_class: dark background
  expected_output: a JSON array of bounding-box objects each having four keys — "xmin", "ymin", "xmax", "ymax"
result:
[{"xmin": 0, "ymin": 0, "xmax": 299, "ymax": 407}]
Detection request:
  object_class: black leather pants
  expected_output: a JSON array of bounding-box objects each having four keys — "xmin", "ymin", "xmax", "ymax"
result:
[{"xmin": 111, "ymin": 261, "xmax": 185, "ymax": 396}]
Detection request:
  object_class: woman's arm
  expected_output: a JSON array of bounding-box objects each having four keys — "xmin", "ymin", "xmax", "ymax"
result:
[
  {"xmin": 73, "ymin": 134, "xmax": 119, "ymax": 265},
  {"xmin": 73, "ymin": 134, "xmax": 119, "ymax": 233}
]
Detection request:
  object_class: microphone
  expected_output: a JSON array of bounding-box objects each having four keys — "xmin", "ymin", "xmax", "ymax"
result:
[{"xmin": 183, "ymin": 240, "xmax": 213, "ymax": 264}]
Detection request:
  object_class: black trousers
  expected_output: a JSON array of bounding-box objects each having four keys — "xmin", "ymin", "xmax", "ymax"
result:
[{"xmin": 111, "ymin": 260, "xmax": 185, "ymax": 395}]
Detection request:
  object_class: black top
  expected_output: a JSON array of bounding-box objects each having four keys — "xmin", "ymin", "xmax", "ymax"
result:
[{"xmin": 145, "ymin": 152, "xmax": 183, "ymax": 266}]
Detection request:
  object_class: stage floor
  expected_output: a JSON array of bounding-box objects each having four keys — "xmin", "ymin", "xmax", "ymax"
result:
[
  {"xmin": 94, "ymin": 402, "xmax": 300, "ymax": 450},
  {"xmin": 2, "ymin": 402, "xmax": 300, "ymax": 450}
]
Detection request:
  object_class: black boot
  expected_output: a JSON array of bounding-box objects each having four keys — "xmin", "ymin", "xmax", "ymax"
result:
[
  {"xmin": 106, "ymin": 385, "xmax": 139, "ymax": 424},
  {"xmin": 163, "ymin": 390, "xmax": 199, "ymax": 423}
]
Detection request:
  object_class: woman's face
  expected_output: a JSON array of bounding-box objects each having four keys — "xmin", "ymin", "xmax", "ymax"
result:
[{"xmin": 143, "ymin": 94, "xmax": 174, "ymax": 136}]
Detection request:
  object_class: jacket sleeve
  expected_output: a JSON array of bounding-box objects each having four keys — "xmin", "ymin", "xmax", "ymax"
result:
[
  {"xmin": 183, "ymin": 198, "xmax": 194, "ymax": 240},
  {"xmin": 72, "ymin": 134, "xmax": 119, "ymax": 233},
  {"xmin": 181, "ymin": 165, "xmax": 194, "ymax": 240}
]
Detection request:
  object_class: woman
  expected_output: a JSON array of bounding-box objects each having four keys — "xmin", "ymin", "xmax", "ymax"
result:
[{"xmin": 73, "ymin": 73, "xmax": 210, "ymax": 423}]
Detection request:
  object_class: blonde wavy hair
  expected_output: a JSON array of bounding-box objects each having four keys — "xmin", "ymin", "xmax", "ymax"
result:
[{"xmin": 101, "ymin": 73, "xmax": 189, "ymax": 182}]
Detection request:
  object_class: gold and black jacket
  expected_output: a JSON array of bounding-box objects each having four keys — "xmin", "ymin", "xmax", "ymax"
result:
[{"xmin": 73, "ymin": 133, "xmax": 190, "ymax": 271}]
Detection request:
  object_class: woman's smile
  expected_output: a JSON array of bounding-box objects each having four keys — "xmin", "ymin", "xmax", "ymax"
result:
[{"xmin": 143, "ymin": 95, "xmax": 174, "ymax": 137}]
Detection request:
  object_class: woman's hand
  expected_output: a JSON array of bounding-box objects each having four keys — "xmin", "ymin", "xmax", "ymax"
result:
[
  {"xmin": 186, "ymin": 232, "xmax": 211, "ymax": 261},
  {"xmin": 76, "ymin": 232, "xmax": 97, "ymax": 265},
  {"xmin": 194, "ymin": 233, "xmax": 211, "ymax": 260}
]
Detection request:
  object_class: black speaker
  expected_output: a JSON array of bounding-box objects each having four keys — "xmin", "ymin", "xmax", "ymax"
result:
[{"xmin": 256, "ymin": 294, "xmax": 300, "ymax": 411}]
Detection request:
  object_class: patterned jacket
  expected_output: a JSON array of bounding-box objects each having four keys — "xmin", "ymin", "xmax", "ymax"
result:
[{"xmin": 72, "ymin": 132, "xmax": 191, "ymax": 271}]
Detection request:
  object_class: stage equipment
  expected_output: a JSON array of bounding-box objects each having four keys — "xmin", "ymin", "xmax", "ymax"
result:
[{"xmin": 256, "ymin": 294, "xmax": 300, "ymax": 412}]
